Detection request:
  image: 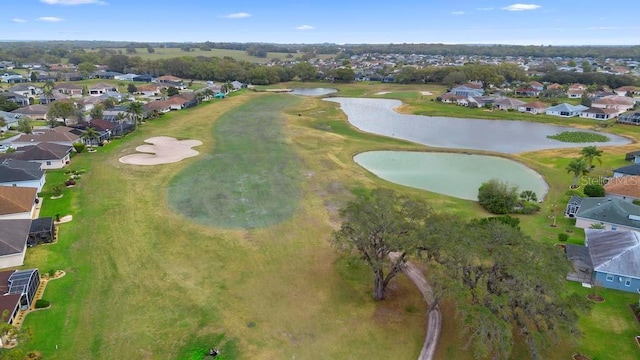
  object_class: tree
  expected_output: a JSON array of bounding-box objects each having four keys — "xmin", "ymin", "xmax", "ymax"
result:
[
  {"xmin": 46, "ymin": 101, "xmax": 75, "ymax": 127},
  {"xmin": 167, "ymin": 86, "xmax": 179, "ymax": 97},
  {"xmin": 30, "ymin": 71, "xmax": 37, "ymax": 82},
  {"xmin": 101, "ymin": 97, "xmax": 116, "ymax": 109},
  {"xmin": 16, "ymin": 119, "xmax": 32, "ymax": 134},
  {"xmin": 126, "ymin": 101, "xmax": 144, "ymax": 129},
  {"xmin": 519, "ymin": 190, "xmax": 538, "ymax": 203},
  {"xmin": 442, "ymin": 71, "xmax": 467, "ymax": 87},
  {"xmin": 583, "ymin": 184, "xmax": 605, "ymax": 197},
  {"xmin": 580, "ymin": 93, "xmax": 592, "ymax": 107},
  {"xmin": 582, "ymin": 60, "xmax": 592, "ymax": 73},
  {"xmin": 477, "ymin": 179, "xmax": 519, "ymax": 214},
  {"xmin": 82, "ymin": 127, "xmax": 100, "ymax": 147},
  {"xmin": 0, "ymin": 97, "xmax": 20, "ymax": 112},
  {"xmin": 77, "ymin": 61, "xmax": 96, "ymax": 79},
  {"xmin": 89, "ymin": 103, "xmax": 104, "ymax": 120},
  {"xmin": 127, "ymin": 83, "xmax": 138, "ymax": 94},
  {"xmin": 0, "ymin": 310, "xmax": 32, "ymax": 348},
  {"xmin": 566, "ymin": 158, "xmax": 590, "ymax": 188},
  {"xmin": 146, "ymin": 46, "xmax": 155, "ymax": 53},
  {"xmin": 567, "ymin": 60, "xmax": 577, "ymax": 67},
  {"xmin": 580, "ymin": 145, "xmax": 603, "ymax": 169},
  {"xmin": 332, "ymin": 188, "xmax": 430, "ymax": 300}
]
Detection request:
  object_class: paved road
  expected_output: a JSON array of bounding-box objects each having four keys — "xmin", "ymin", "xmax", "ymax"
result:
[{"xmin": 389, "ymin": 253, "xmax": 442, "ymax": 360}]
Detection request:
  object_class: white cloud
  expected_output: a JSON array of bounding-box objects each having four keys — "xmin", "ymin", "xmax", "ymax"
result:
[
  {"xmin": 477, "ymin": 7, "xmax": 494, "ymax": 11},
  {"xmin": 221, "ymin": 12, "xmax": 251, "ymax": 19},
  {"xmin": 451, "ymin": 11, "xmax": 465, "ymax": 15},
  {"xmin": 37, "ymin": 17, "xmax": 64, "ymax": 22},
  {"xmin": 295, "ymin": 25, "xmax": 315, "ymax": 30},
  {"xmin": 502, "ymin": 3, "xmax": 541, "ymax": 11},
  {"xmin": 40, "ymin": 0, "xmax": 107, "ymax": 5},
  {"xmin": 11, "ymin": 18, "xmax": 27, "ymax": 23}
]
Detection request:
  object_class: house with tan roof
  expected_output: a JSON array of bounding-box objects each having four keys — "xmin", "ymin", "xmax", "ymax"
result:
[
  {"xmin": 518, "ymin": 101, "xmax": 549, "ymax": 114},
  {"xmin": 604, "ymin": 176, "xmax": 640, "ymax": 201},
  {"xmin": 592, "ymin": 95, "xmax": 635, "ymax": 114},
  {"xmin": 567, "ymin": 84, "xmax": 587, "ymax": 98},
  {"xmin": 579, "ymin": 107, "xmax": 618, "ymax": 120},
  {"xmin": 53, "ymin": 83, "xmax": 83, "ymax": 96},
  {"xmin": 614, "ymin": 86, "xmax": 640, "ymax": 97},
  {"xmin": 0, "ymin": 186, "xmax": 38, "ymax": 220},
  {"xmin": 10, "ymin": 104, "xmax": 49, "ymax": 120},
  {"xmin": 10, "ymin": 126, "xmax": 81, "ymax": 148},
  {"xmin": 88, "ymin": 83, "xmax": 118, "ymax": 96},
  {"xmin": 156, "ymin": 75, "xmax": 184, "ymax": 88}
]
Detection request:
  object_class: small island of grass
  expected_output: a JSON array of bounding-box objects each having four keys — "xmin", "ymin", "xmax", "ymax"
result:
[{"xmin": 547, "ymin": 131, "xmax": 610, "ymax": 143}]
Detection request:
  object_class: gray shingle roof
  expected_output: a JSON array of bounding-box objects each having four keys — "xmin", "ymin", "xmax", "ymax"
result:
[
  {"xmin": 547, "ymin": 103, "xmax": 589, "ymax": 112},
  {"xmin": 11, "ymin": 142, "xmax": 71, "ymax": 161},
  {"xmin": 0, "ymin": 159, "xmax": 44, "ymax": 183},
  {"xmin": 0, "ymin": 219, "xmax": 31, "ymax": 256},
  {"xmin": 576, "ymin": 197, "xmax": 640, "ymax": 229},
  {"xmin": 585, "ymin": 229, "xmax": 640, "ymax": 278},
  {"xmin": 614, "ymin": 164, "xmax": 640, "ymax": 176}
]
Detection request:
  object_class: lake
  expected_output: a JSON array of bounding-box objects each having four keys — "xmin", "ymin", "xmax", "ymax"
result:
[
  {"xmin": 354, "ymin": 151, "xmax": 548, "ymax": 201},
  {"xmin": 325, "ymin": 98, "xmax": 630, "ymax": 153},
  {"xmin": 290, "ymin": 88, "xmax": 338, "ymax": 96}
]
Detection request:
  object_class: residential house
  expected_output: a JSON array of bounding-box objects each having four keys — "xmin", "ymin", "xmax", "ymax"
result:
[
  {"xmin": 0, "ymin": 219, "xmax": 31, "ymax": 269},
  {"xmin": 567, "ymin": 84, "xmax": 587, "ymax": 98},
  {"xmin": 156, "ymin": 75, "xmax": 184, "ymax": 88},
  {"xmin": 494, "ymin": 97, "xmax": 526, "ymax": 111},
  {"xmin": 5, "ymin": 142, "xmax": 72, "ymax": 169},
  {"xmin": 579, "ymin": 107, "xmax": 618, "ymax": 120},
  {"xmin": 76, "ymin": 96, "xmax": 104, "ymax": 112},
  {"xmin": 135, "ymin": 84, "xmax": 163, "ymax": 97},
  {"xmin": 88, "ymin": 83, "xmax": 118, "ymax": 96},
  {"xmin": 53, "ymin": 83, "xmax": 83, "ymax": 97},
  {"xmin": 231, "ymin": 81, "xmax": 244, "ymax": 91},
  {"xmin": 0, "ymin": 186, "xmax": 38, "ymax": 220},
  {"xmin": 439, "ymin": 93, "xmax": 464, "ymax": 104},
  {"xmin": 0, "ymin": 74, "xmax": 25, "ymax": 83},
  {"xmin": 0, "ymin": 269, "xmax": 40, "ymax": 323},
  {"xmin": 165, "ymin": 93, "xmax": 197, "ymax": 110},
  {"xmin": 10, "ymin": 104, "xmax": 49, "ymax": 120},
  {"xmin": 573, "ymin": 197, "xmax": 640, "ymax": 231},
  {"xmin": 467, "ymin": 96, "xmax": 495, "ymax": 108},
  {"xmin": 39, "ymin": 91, "xmax": 71, "ymax": 105},
  {"xmin": 92, "ymin": 71, "xmax": 122, "ymax": 80},
  {"xmin": 514, "ymin": 87, "xmax": 540, "ymax": 96},
  {"xmin": 1, "ymin": 92, "xmax": 30, "ymax": 107},
  {"xmin": 545, "ymin": 103, "xmax": 588, "ymax": 117},
  {"xmin": 450, "ymin": 83, "xmax": 484, "ymax": 97},
  {"xmin": 7, "ymin": 85, "xmax": 40, "ymax": 98},
  {"xmin": 10, "ymin": 126, "xmax": 81, "ymax": 148},
  {"xmin": 133, "ymin": 74, "xmax": 154, "ymax": 82},
  {"xmin": 546, "ymin": 83, "xmax": 563, "ymax": 91},
  {"xmin": 617, "ymin": 111, "xmax": 640, "ymax": 125},
  {"xmin": 604, "ymin": 176, "xmax": 640, "ymax": 201},
  {"xmin": 102, "ymin": 106, "xmax": 129, "ymax": 122},
  {"xmin": 529, "ymin": 81, "xmax": 544, "ymax": 91},
  {"xmin": 56, "ymin": 72, "xmax": 83, "ymax": 82},
  {"xmin": 518, "ymin": 101, "xmax": 548, "ymax": 114},
  {"xmin": 566, "ymin": 230, "xmax": 640, "ymax": 293},
  {"xmin": 0, "ymin": 111, "xmax": 22, "ymax": 131},
  {"xmin": 614, "ymin": 86, "xmax": 640, "ymax": 97},
  {"xmin": 114, "ymin": 73, "xmax": 138, "ymax": 81},
  {"xmin": 592, "ymin": 95, "xmax": 635, "ymax": 115},
  {"xmin": 0, "ymin": 159, "xmax": 45, "ymax": 191},
  {"xmin": 613, "ymin": 164, "xmax": 640, "ymax": 177}
]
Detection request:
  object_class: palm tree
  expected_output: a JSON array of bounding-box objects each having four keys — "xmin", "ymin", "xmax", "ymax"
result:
[
  {"xmin": 580, "ymin": 146, "xmax": 603, "ymax": 169},
  {"xmin": 566, "ymin": 158, "xmax": 590, "ymax": 188},
  {"xmin": 126, "ymin": 101, "xmax": 144, "ymax": 130},
  {"xmin": 519, "ymin": 190, "xmax": 538, "ymax": 203},
  {"xmin": 82, "ymin": 127, "xmax": 100, "ymax": 147}
]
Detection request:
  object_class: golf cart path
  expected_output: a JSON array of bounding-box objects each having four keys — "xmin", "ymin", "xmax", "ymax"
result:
[{"xmin": 390, "ymin": 252, "xmax": 441, "ymax": 360}]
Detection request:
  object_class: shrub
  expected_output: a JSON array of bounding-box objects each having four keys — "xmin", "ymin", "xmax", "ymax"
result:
[
  {"xmin": 35, "ymin": 299, "xmax": 50, "ymax": 309},
  {"xmin": 558, "ymin": 233, "xmax": 569, "ymax": 242},
  {"xmin": 478, "ymin": 179, "xmax": 519, "ymax": 214},
  {"xmin": 52, "ymin": 184, "xmax": 63, "ymax": 197},
  {"xmin": 583, "ymin": 184, "xmax": 605, "ymax": 197},
  {"xmin": 73, "ymin": 142, "xmax": 85, "ymax": 153},
  {"xmin": 633, "ymin": 199, "xmax": 640, "ymax": 206},
  {"xmin": 517, "ymin": 202, "xmax": 541, "ymax": 214},
  {"xmin": 565, "ymin": 189, "xmax": 584, "ymax": 197},
  {"xmin": 65, "ymin": 179, "xmax": 76, "ymax": 186}
]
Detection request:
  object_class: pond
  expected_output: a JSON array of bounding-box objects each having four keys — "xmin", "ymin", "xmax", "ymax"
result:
[
  {"xmin": 290, "ymin": 88, "xmax": 338, "ymax": 96},
  {"xmin": 354, "ymin": 151, "xmax": 548, "ymax": 201},
  {"xmin": 325, "ymin": 98, "xmax": 630, "ymax": 153}
]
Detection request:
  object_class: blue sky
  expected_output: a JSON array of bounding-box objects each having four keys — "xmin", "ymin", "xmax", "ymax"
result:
[{"xmin": 2, "ymin": 0, "xmax": 639, "ymax": 45}]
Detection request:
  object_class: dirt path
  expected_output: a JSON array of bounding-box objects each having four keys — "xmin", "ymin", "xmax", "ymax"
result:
[{"xmin": 390, "ymin": 253, "xmax": 442, "ymax": 360}]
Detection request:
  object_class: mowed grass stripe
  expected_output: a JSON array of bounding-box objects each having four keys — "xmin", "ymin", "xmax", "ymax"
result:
[{"xmin": 168, "ymin": 94, "xmax": 303, "ymax": 229}]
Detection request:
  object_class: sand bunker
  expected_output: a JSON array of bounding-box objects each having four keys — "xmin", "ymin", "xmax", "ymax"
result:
[
  {"xmin": 420, "ymin": 91, "xmax": 433, "ymax": 95},
  {"xmin": 119, "ymin": 136, "xmax": 202, "ymax": 165},
  {"xmin": 375, "ymin": 91, "xmax": 391, "ymax": 95}
]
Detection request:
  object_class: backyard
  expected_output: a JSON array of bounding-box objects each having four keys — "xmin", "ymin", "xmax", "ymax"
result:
[{"xmin": 14, "ymin": 83, "xmax": 640, "ymax": 359}]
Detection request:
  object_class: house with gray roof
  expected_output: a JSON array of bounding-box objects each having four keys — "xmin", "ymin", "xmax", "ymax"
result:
[
  {"xmin": 0, "ymin": 158, "xmax": 45, "ymax": 192},
  {"xmin": 0, "ymin": 219, "xmax": 31, "ymax": 269},
  {"xmin": 566, "ymin": 229, "xmax": 640, "ymax": 293},
  {"xmin": 574, "ymin": 197, "xmax": 640, "ymax": 231},
  {"xmin": 546, "ymin": 103, "xmax": 589, "ymax": 117},
  {"xmin": 4, "ymin": 142, "xmax": 72, "ymax": 169},
  {"xmin": 450, "ymin": 84, "xmax": 484, "ymax": 98},
  {"xmin": 0, "ymin": 110, "xmax": 22, "ymax": 130},
  {"xmin": 613, "ymin": 164, "xmax": 640, "ymax": 177}
]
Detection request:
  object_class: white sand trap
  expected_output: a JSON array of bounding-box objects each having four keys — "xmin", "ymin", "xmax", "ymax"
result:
[
  {"xmin": 375, "ymin": 91, "xmax": 391, "ymax": 95},
  {"xmin": 420, "ymin": 91, "xmax": 433, "ymax": 95},
  {"xmin": 119, "ymin": 136, "xmax": 202, "ymax": 165}
]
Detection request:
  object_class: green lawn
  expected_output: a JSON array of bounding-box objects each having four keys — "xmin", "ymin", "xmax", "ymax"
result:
[{"xmin": 9, "ymin": 82, "xmax": 640, "ymax": 359}]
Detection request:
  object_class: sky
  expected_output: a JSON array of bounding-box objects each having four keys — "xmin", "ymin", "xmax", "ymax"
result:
[{"xmin": 1, "ymin": 0, "xmax": 640, "ymax": 45}]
